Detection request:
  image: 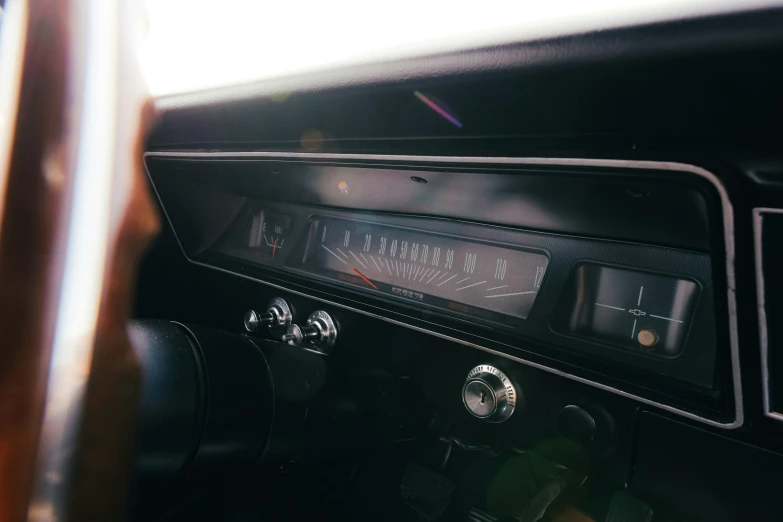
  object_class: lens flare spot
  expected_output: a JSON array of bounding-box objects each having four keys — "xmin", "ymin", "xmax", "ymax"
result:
[
  {"xmin": 338, "ymin": 181, "xmax": 349, "ymax": 194},
  {"xmin": 301, "ymin": 129, "xmax": 323, "ymax": 150}
]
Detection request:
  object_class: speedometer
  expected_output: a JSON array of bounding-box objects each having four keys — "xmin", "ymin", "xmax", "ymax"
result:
[{"xmin": 289, "ymin": 215, "xmax": 549, "ymax": 322}]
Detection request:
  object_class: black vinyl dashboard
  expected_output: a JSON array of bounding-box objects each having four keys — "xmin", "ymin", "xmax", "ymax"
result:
[{"xmin": 145, "ymin": 153, "xmax": 738, "ymax": 427}]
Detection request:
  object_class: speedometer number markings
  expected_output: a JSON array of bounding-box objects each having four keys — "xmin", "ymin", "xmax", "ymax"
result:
[
  {"xmin": 534, "ymin": 266, "xmax": 546, "ymax": 287},
  {"xmin": 303, "ymin": 216, "xmax": 549, "ymax": 321},
  {"xmin": 464, "ymin": 253, "xmax": 476, "ymax": 273},
  {"xmin": 495, "ymin": 259, "xmax": 507, "ymax": 280}
]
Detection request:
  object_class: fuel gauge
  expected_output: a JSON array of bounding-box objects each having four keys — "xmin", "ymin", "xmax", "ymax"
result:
[{"xmin": 248, "ymin": 210, "xmax": 292, "ymax": 259}]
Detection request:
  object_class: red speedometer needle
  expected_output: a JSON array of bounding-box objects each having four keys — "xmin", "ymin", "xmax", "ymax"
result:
[
  {"xmin": 272, "ymin": 238, "xmax": 277, "ymax": 257},
  {"xmin": 352, "ymin": 268, "xmax": 379, "ymax": 290}
]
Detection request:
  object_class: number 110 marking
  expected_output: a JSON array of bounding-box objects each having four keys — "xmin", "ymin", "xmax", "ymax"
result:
[{"xmin": 495, "ymin": 259, "xmax": 507, "ymax": 280}]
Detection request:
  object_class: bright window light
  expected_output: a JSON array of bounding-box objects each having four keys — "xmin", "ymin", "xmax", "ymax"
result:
[{"xmin": 142, "ymin": 0, "xmax": 782, "ymax": 97}]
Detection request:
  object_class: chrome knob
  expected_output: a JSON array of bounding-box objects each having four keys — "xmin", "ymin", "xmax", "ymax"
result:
[
  {"xmin": 244, "ymin": 297, "xmax": 292, "ymax": 334},
  {"xmin": 243, "ymin": 310, "xmax": 261, "ymax": 332},
  {"xmin": 462, "ymin": 365, "xmax": 518, "ymax": 423},
  {"xmin": 283, "ymin": 310, "xmax": 337, "ymax": 353}
]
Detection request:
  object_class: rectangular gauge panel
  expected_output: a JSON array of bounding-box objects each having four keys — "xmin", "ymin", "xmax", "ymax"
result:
[
  {"xmin": 208, "ymin": 199, "xmax": 718, "ymax": 388},
  {"xmin": 552, "ymin": 264, "xmax": 700, "ymax": 357},
  {"xmin": 146, "ymin": 153, "xmax": 735, "ymax": 427},
  {"xmin": 287, "ymin": 215, "xmax": 549, "ymax": 323}
]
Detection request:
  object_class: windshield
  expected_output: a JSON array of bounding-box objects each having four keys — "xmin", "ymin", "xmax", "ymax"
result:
[{"xmin": 142, "ymin": 0, "xmax": 782, "ymax": 96}]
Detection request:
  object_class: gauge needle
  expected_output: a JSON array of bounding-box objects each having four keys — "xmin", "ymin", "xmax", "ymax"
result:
[
  {"xmin": 272, "ymin": 238, "xmax": 277, "ymax": 257},
  {"xmin": 352, "ymin": 268, "xmax": 379, "ymax": 290}
]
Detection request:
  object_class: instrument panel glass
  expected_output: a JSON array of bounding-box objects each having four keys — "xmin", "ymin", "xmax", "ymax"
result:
[{"xmin": 287, "ymin": 215, "xmax": 549, "ymax": 322}]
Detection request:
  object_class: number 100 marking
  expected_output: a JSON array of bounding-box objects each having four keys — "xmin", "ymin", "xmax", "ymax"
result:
[{"xmin": 464, "ymin": 253, "xmax": 476, "ymax": 273}]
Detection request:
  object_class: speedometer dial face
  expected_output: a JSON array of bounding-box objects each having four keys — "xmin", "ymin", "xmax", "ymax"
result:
[{"xmin": 290, "ymin": 216, "xmax": 549, "ymax": 322}]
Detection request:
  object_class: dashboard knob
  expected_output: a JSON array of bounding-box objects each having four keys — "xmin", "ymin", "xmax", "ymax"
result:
[
  {"xmin": 282, "ymin": 310, "xmax": 337, "ymax": 353},
  {"xmin": 244, "ymin": 297, "xmax": 292, "ymax": 334},
  {"xmin": 462, "ymin": 365, "xmax": 517, "ymax": 423}
]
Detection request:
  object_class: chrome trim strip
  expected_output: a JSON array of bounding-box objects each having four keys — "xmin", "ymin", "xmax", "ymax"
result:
[
  {"xmin": 144, "ymin": 151, "xmax": 743, "ymax": 429},
  {"xmin": 754, "ymin": 207, "xmax": 783, "ymax": 421}
]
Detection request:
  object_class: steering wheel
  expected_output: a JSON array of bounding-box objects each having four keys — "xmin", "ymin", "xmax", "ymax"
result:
[{"xmin": 0, "ymin": 1, "xmax": 158, "ymax": 520}]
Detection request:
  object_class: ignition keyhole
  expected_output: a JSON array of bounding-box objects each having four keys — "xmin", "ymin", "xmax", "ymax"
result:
[{"xmin": 480, "ymin": 391, "xmax": 486, "ymax": 404}]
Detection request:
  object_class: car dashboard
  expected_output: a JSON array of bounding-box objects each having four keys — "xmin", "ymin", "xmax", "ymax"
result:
[
  {"xmin": 146, "ymin": 153, "xmax": 733, "ymax": 425},
  {"xmin": 133, "ymin": 7, "xmax": 783, "ymax": 522}
]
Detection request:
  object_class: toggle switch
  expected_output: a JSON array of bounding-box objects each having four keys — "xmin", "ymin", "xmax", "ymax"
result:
[
  {"xmin": 282, "ymin": 310, "xmax": 337, "ymax": 353},
  {"xmin": 243, "ymin": 297, "xmax": 293, "ymax": 334}
]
